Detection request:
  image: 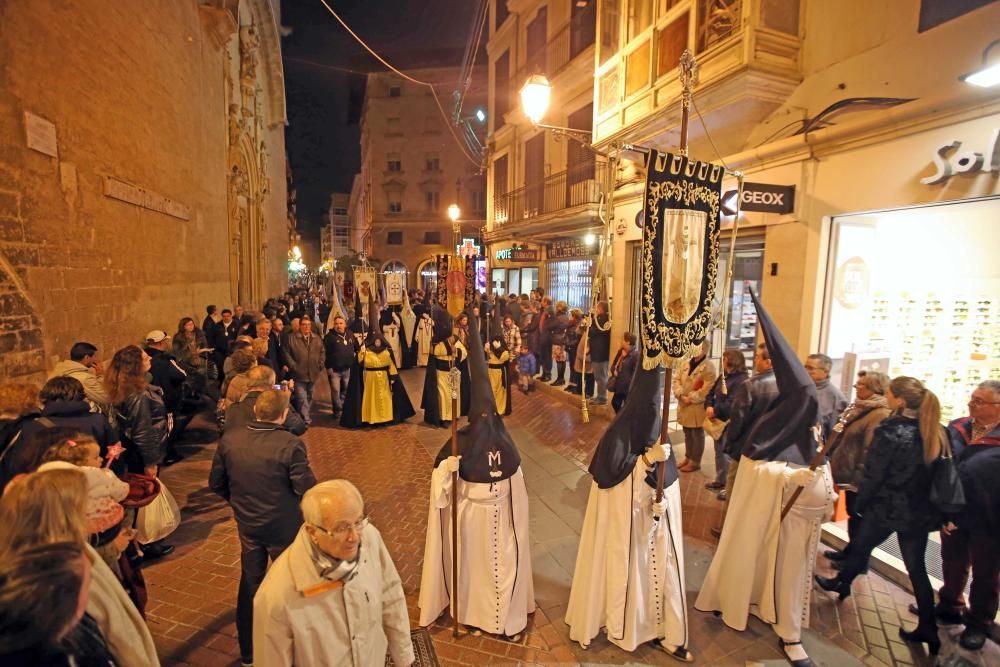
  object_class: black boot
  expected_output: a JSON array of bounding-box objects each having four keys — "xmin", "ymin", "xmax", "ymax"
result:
[
  {"xmin": 551, "ymin": 362, "xmax": 566, "ymax": 386},
  {"xmin": 814, "ymin": 574, "xmax": 851, "ymax": 601},
  {"xmin": 899, "ymin": 625, "xmax": 941, "ymax": 655}
]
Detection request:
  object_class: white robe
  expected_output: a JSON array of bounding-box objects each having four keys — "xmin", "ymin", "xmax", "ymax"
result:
[
  {"xmin": 418, "ymin": 464, "xmax": 535, "ymax": 636},
  {"xmin": 565, "ymin": 458, "xmax": 688, "ymax": 651},
  {"xmin": 416, "ymin": 315, "xmax": 434, "ymax": 367},
  {"xmin": 695, "ymin": 456, "xmax": 837, "ymax": 642},
  {"xmin": 384, "ymin": 317, "xmax": 402, "ymax": 371}
]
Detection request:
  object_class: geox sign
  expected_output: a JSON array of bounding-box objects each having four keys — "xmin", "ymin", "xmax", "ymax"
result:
[{"xmin": 722, "ymin": 183, "xmax": 795, "ymax": 215}]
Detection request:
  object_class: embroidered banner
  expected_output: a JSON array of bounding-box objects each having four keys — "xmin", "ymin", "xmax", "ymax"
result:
[
  {"xmin": 464, "ymin": 257, "xmax": 476, "ymax": 307},
  {"xmin": 640, "ymin": 150, "xmax": 724, "ymax": 369},
  {"xmin": 356, "ymin": 269, "xmax": 377, "ymax": 306},
  {"xmin": 435, "ymin": 255, "xmax": 448, "ymax": 306},
  {"xmin": 384, "ymin": 271, "xmax": 405, "ymax": 305},
  {"xmin": 446, "ymin": 256, "xmax": 466, "ymax": 319}
]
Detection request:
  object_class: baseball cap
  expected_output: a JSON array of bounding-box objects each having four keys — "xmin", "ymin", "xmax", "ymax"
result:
[{"xmin": 144, "ymin": 330, "xmax": 169, "ymax": 343}]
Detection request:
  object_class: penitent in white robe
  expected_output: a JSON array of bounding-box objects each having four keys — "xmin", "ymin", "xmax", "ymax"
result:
[
  {"xmin": 416, "ymin": 315, "xmax": 434, "ymax": 367},
  {"xmin": 565, "ymin": 457, "xmax": 688, "ymax": 651},
  {"xmin": 418, "ymin": 464, "xmax": 535, "ymax": 636},
  {"xmin": 695, "ymin": 456, "xmax": 836, "ymax": 642},
  {"xmin": 384, "ymin": 318, "xmax": 402, "ymax": 372}
]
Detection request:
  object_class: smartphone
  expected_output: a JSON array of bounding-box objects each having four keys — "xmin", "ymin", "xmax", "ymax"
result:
[{"xmin": 273, "ymin": 384, "xmax": 283, "ymax": 390}]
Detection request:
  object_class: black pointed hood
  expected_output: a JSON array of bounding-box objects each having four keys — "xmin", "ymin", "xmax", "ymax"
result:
[
  {"xmin": 589, "ymin": 364, "xmax": 678, "ymax": 489},
  {"xmin": 365, "ymin": 291, "xmax": 390, "ymax": 353},
  {"xmin": 742, "ymin": 289, "xmax": 819, "ymax": 464},
  {"xmin": 435, "ymin": 308, "xmax": 521, "ymax": 482},
  {"xmin": 430, "ymin": 305, "xmax": 454, "ymax": 346}
]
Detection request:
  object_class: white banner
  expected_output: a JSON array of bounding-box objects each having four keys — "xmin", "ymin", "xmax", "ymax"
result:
[{"xmin": 384, "ymin": 272, "xmax": 405, "ymax": 305}]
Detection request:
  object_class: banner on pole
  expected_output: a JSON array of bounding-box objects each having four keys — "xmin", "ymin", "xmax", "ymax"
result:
[
  {"xmin": 639, "ymin": 150, "xmax": 723, "ymax": 369},
  {"xmin": 356, "ymin": 269, "xmax": 377, "ymax": 306},
  {"xmin": 384, "ymin": 272, "xmax": 405, "ymax": 305},
  {"xmin": 436, "ymin": 255, "xmax": 449, "ymax": 306}
]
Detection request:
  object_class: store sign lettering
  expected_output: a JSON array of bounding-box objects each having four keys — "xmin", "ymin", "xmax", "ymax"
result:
[
  {"xmin": 721, "ymin": 183, "xmax": 795, "ymax": 215},
  {"xmin": 920, "ymin": 129, "xmax": 1000, "ymax": 185},
  {"xmin": 495, "ymin": 246, "xmax": 539, "ymax": 261}
]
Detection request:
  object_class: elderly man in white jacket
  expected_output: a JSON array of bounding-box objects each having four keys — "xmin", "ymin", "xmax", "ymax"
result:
[{"xmin": 253, "ymin": 480, "xmax": 414, "ymax": 667}]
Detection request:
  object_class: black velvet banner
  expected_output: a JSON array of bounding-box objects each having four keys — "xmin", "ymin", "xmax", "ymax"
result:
[{"xmin": 639, "ymin": 150, "xmax": 723, "ymax": 368}]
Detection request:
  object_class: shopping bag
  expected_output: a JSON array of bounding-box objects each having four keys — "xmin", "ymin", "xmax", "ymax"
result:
[
  {"xmin": 930, "ymin": 433, "xmax": 965, "ymax": 515},
  {"xmin": 135, "ymin": 479, "xmax": 180, "ymax": 543}
]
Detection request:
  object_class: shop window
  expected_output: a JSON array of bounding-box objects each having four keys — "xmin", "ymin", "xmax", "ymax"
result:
[
  {"xmin": 627, "ymin": 0, "xmax": 653, "ymax": 40},
  {"xmin": 570, "ymin": 0, "xmax": 597, "ymax": 59},
  {"xmin": 423, "ymin": 231, "xmax": 441, "ymax": 245},
  {"xmin": 420, "ymin": 262, "xmax": 438, "ymax": 294},
  {"xmin": 697, "ymin": 0, "xmax": 740, "ymax": 52},
  {"xmin": 521, "ymin": 267, "xmax": 539, "ymax": 294},
  {"xmin": 656, "ymin": 12, "xmax": 689, "ymax": 78},
  {"xmin": 387, "ymin": 231, "xmax": 403, "ymax": 245},
  {"xmin": 526, "ymin": 7, "xmax": 548, "ymax": 74},
  {"xmin": 599, "ymin": 0, "xmax": 621, "ymax": 65},
  {"xmin": 625, "ymin": 40, "xmax": 651, "ymax": 97},
  {"xmin": 547, "ymin": 259, "xmax": 594, "ymax": 311},
  {"xmin": 599, "ymin": 66, "xmax": 620, "ymax": 114},
  {"xmin": 389, "ymin": 86, "xmax": 401, "ymax": 97}
]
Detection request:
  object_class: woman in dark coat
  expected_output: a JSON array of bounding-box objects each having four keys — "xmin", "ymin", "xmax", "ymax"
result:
[
  {"xmin": 18, "ymin": 377, "xmax": 118, "ymax": 452},
  {"xmin": 703, "ymin": 349, "xmax": 750, "ymax": 494},
  {"xmin": 815, "ymin": 376, "xmax": 944, "ymax": 655},
  {"xmin": 104, "ymin": 346, "xmax": 168, "ymax": 476},
  {"xmin": 824, "ymin": 371, "xmax": 892, "ymax": 567}
]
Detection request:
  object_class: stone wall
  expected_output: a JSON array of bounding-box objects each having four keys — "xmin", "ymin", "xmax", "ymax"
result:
[{"xmin": 0, "ymin": 0, "xmax": 288, "ymax": 381}]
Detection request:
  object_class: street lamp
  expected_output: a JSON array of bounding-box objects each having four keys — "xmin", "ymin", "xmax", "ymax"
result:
[
  {"xmin": 519, "ymin": 74, "xmax": 551, "ymax": 125},
  {"xmin": 584, "ymin": 232, "xmax": 596, "ymax": 246},
  {"xmin": 447, "ymin": 203, "xmax": 461, "ymax": 222}
]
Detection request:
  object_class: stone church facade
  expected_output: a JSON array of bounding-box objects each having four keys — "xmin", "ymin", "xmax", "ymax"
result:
[{"xmin": 0, "ymin": 0, "xmax": 290, "ymax": 381}]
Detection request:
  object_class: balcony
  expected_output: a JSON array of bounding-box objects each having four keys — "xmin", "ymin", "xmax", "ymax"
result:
[{"xmin": 490, "ymin": 161, "xmax": 607, "ymax": 238}]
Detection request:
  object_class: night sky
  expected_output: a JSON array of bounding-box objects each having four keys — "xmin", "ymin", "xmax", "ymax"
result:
[{"xmin": 281, "ymin": 0, "xmax": 482, "ymax": 242}]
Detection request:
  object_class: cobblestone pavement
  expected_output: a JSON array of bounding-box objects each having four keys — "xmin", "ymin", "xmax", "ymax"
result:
[{"xmin": 144, "ymin": 370, "xmax": 998, "ymax": 667}]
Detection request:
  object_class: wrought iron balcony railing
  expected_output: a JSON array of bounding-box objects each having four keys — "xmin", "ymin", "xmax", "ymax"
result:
[{"xmin": 492, "ymin": 161, "xmax": 606, "ymax": 228}]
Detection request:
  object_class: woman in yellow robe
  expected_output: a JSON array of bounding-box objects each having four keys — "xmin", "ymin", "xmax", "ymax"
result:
[
  {"xmin": 359, "ymin": 336, "xmax": 401, "ymax": 426},
  {"xmin": 487, "ymin": 335, "xmax": 512, "ymax": 416}
]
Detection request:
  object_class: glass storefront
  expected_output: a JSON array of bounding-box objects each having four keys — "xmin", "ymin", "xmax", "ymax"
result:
[
  {"xmin": 822, "ymin": 196, "xmax": 1000, "ymax": 420},
  {"xmin": 494, "ymin": 267, "xmax": 539, "ymax": 297},
  {"xmin": 419, "ymin": 262, "xmax": 437, "ymax": 295},
  {"xmin": 547, "ymin": 259, "xmax": 594, "ymax": 311}
]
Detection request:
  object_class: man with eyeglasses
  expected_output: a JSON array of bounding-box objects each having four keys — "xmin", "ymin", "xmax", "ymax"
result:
[
  {"xmin": 254, "ymin": 480, "xmax": 414, "ymax": 667},
  {"xmin": 934, "ymin": 380, "xmax": 1000, "ymax": 651},
  {"xmin": 804, "ymin": 353, "xmax": 847, "ymax": 441},
  {"xmin": 209, "ymin": 389, "xmax": 317, "ymax": 667}
]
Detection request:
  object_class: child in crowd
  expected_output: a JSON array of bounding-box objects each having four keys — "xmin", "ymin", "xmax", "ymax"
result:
[
  {"xmin": 40, "ymin": 435, "xmax": 132, "ymax": 573},
  {"xmin": 517, "ymin": 344, "xmax": 537, "ymax": 393}
]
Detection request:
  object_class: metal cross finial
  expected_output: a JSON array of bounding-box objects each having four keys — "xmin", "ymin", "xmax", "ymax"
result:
[{"xmin": 678, "ymin": 49, "xmax": 699, "ymax": 157}]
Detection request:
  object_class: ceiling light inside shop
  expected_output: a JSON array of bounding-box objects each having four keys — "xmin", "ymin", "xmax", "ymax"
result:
[{"xmin": 962, "ymin": 39, "xmax": 1000, "ymax": 88}]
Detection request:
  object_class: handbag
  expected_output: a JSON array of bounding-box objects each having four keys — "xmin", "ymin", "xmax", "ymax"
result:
[
  {"xmin": 135, "ymin": 479, "xmax": 181, "ymax": 543},
  {"xmin": 930, "ymin": 429, "xmax": 965, "ymax": 514},
  {"xmin": 703, "ymin": 416, "xmax": 727, "ymax": 441}
]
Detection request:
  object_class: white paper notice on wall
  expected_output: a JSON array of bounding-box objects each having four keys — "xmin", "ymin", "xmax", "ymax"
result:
[{"xmin": 24, "ymin": 111, "xmax": 58, "ymax": 158}]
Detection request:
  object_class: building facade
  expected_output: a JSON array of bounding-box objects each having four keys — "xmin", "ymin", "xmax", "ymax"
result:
[
  {"xmin": 485, "ymin": 0, "xmax": 600, "ymax": 308},
  {"xmin": 322, "ymin": 192, "xmax": 351, "ymax": 269},
  {"xmin": 487, "ymin": 0, "xmax": 999, "ymax": 418},
  {"xmin": 352, "ymin": 67, "xmax": 487, "ymax": 292},
  {"xmin": 0, "ymin": 0, "xmax": 290, "ymax": 380}
]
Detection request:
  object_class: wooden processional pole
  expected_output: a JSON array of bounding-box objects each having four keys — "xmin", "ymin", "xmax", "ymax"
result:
[
  {"xmin": 656, "ymin": 49, "xmax": 698, "ymax": 507},
  {"xmin": 449, "ymin": 364, "xmax": 461, "ymax": 636}
]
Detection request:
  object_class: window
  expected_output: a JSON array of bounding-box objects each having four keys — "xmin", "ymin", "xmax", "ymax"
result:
[
  {"xmin": 494, "ymin": 51, "xmax": 510, "ymax": 129},
  {"xmin": 495, "ymin": 0, "xmax": 510, "ymax": 31},
  {"xmin": 525, "ymin": 7, "xmax": 547, "ymax": 74},
  {"xmin": 423, "ymin": 231, "xmax": 442, "ymax": 245},
  {"xmin": 334, "ymin": 227, "xmax": 349, "ymax": 237},
  {"xmin": 599, "ymin": 66, "xmax": 620, "ymax": 113},
  {"xmin": 493, "ymin": 154, "xmax": 509, "ymax": 224},
  {"xmin": 471, "ymin": 190, "xmax": 486, "ymax": 212},
  {"xmin": 386, "ymin": 117, "xmax": 401, "ymax": 135},
  {"xmin": 387, "ymin": 153, "xmax": 402, "ymax": 172},
  {"xmin": 625, "ymin": 40, "xmax": 651, "ymax": 96},
  {"xmin": 425, "ymin": 191, "xmax": 440, "ymax": 211},
  {"xmin": 333, "ymin": 207, "xmax": 348, "ymax": 215},
  {"xmin": 424, "ymin": 153, "xmax": 440, "ymax": 172},
  {"xmin": 599, "ymin": 0, "xmax": 621, "ymax": 65},
  {"xmin": 388, "ymin": 194, "xmax": 402, "ymax": 213},
  {"xmin": 383, "ymin": 260, "xmax": 406, "ymax": 273},
  {"xmin": 697, "ymin": 0, "xmax": 740, "ymax": 52},
  {"xmin": 388, "ymin": 86, "xmax": 401, "ymax": 97},
  {"xmin": 570, "ymin": 0, "xmax": 597, "ymax": 59},
  {"xmin": 524, "ymin": 134, "xmax": 545, "ymax": 216},
  {"xmin": 387, "ymin": 231, "xmax": 403, "ymax": 245},
  {"xmin": 656, "ymin": 12, "xmax": 689, "ymax": 78},
  {"xmin": 567, "ymin": 104, "xmax": 596, "ymax": 193},
  {"xmin": 546, "ymin": 259, "xmax": 593, "ymax": 311},
  {"xmin": 627, "ymin": 0, "xmax": 653, "ymax": 40}
]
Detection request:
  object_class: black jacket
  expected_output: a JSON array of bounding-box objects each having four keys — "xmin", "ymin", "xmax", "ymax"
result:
[
  {"xmin": 609, "ymin": 348, "xmax": 639, "ymax": 395},
  {"xmin": 545, "ymin": 312, "xmax": 569, "ymax": 347},
  {"xmin": 224, "ymin": 391, "xmax": 307, "ymax": 436},
  {"xmin": 115, "ymin": 386, "xmax": 169, "ymax": 469},
  {"xmin": 213, "ymin": 319, "xmax": 239, "ymax": 354},
  {"xmin": 19, "ymin": 400, "xmax": 118, "ymax": 449},
  {"xmin": 704, "ymin": 370, "xmax": 750, "ymax": 422},
  {"xmin": 144, "ymin": 347, "xmax": 187, "ymax": 413},
  {"xmin": 209, "ymin": 420, "xmax": 317, "ymax": 544},
  {"xmin": 324, "ymin": 330, "xmax": 357, "ymax": 371},
  {"xmin": 855, "ymin": 416, "xmax": 940, "ymax": 532},
  {"xmin": 587, "ymin": 313, "xmax": 611, "ymax": 362},
  {"xmin": 724, "ymin": 369, "xmax": 778, "ymax": 459}
]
